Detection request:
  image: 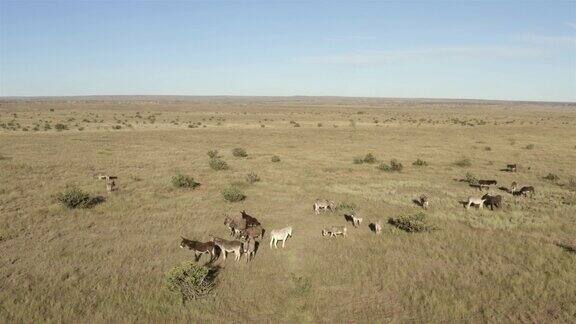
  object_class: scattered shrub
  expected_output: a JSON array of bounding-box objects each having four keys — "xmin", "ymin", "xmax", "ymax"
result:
[
  {"xmin": 390, "ymin": 159, "xmax": 403, "ymax": 172},
  {"xmin": 337, "ymin": 201, "xmax": 356, "ymax": 212},
  {"xmin": 209, "ymin": 158, "xmax": 229, "ymax": 171},
  {"xmin": 57, "ymin": 186, "xmax": 103, "ymax": 209},
  {"xmin": 388, "ymin": 213, "xmax": 435, "ymax": 233},
  {"xmin": 171, "ymin": 174, "xmax": 200, "ymax": 189},
  {"xmin": 412, "ymin": 159, "xmax": 428, "ymax": 166},
  {"xmin": 232, "ymin": 147, "xmax": 247, "ymax": 157},
  {"xmin": 454, "ymin": 158, "xmax": 472, "ymax": 167},
  {"xmin": 165, "ymin": 261, "xmax": 215, "ymax": 303},
  {"xmin": 112, "ymin": 125, "xmax": 122, "ymax": 130},
  {"xmin": 246, "ymin": 172, "xmax": 261, "ymax": 184},
  {"xmin": 271, "ymin": 155, "xmax": 281, "ymax": 163},
  {"xmin": 290, "ymin": 273, "xmax": 312, "ymax": 296},
  {"xmin": 567, "ymin": 177, "xmax": 576, "ymax": 191},
  {"xmin": 525, "ymin": 144, "xmax": 535, "ymax": 150},
  {"xmin": 222, "ymin": 186, "xmax": 246, "ymax": 202},
  {"xmin": 377, "ymin": 162, "xmax": 392, "ymax": 172},
  {"xmin": 465, "ymin": 172, "xmax": 478, "ymax": 185},
  {"xmin": 363, "ymin": 153, "xmax": 377, "ymax": 164},
  {"xmin": 544, "ymin": 173, "xmax": 560, "ymax": 182},
  {"xmin": 54, "ymin": 123, "xmax": 68, "ymax": 131},
  {"xmin": 207, "ymin": 150, "xmax": 219, "ymax": 159}
]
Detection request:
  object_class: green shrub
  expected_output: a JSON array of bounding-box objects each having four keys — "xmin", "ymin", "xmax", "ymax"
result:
[
  {"xmin": 166, "ymin": 261, "xmax": 215, "ymax": 302},
  {"xmin": 390, "ymin": 159, "xmax": 403, "ymax": 172},
  {"xmin": 454, "ymin": 158, "xmax": 472, "ymax": 167},
  {"xmin": 337, "ymin": 201, "xmax": 356, "ymax": 212},
  {"xmin": 232, "ymin": 147, "xmax": 247, "ymax": 157},
  {"xmin": 544, "ymin": 173, "xmax": 559, "ymax": 182},
  {"xmin": 222, "ymin": 186, "xmax": 246, "ymax": 202},
  {"xmin": 388, "ymin": 213, "xmax": 435, "ymax": 233},
  {"xmin": 171, "ymin": 174, "xmax": 199, "ymax": 189},
  {"xmin": 271, "ymin": 155, "xmax": 281, "ymax": 163},
  {"xmin": 377, "ymin": 162, "xmax": 391, "ymax": 172},
  {"xmin": 57, "ymin": 186, "xmax": 103, "ymax": 209},
  {"xmin": 363, "ymin": 153, "xmax": 377, "ymax": 164},
  {"xmin": 246, "ymin": 172, "xmax": 261, "ymax": 184},
  {"xmin": 412, "ymin": 159, "xmax": 428, "ymax": 166},
  {"xmin": 207, "ymin": 150, "xmax": 219, "ymax": 159},
  {"xmin": 209, "ymin": 158, "xmax": 229, "ymax": 171},
  {"xmin": 54, "ymin": 123, "xmax": 68, "ymax": 131},
  {"xmin": 465, "ymin": 172, "xmax": 478, "ymax": 185}
]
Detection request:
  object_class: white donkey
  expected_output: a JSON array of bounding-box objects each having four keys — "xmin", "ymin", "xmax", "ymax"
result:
[
  {"xmin": 269, "ymin": 226, "xmax": 292, "ymax": 248},
  {"xmin": 466, "ymin": 197, "xmax": 486, "ymax": 209}
]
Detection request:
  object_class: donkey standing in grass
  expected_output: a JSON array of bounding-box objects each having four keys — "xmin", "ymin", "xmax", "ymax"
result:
[
  {"xmin": 269, "ymin": 226, "xmax": 292, "ymax": 248},
  {"xmin": 314, "ymin": 199, "xmax": 335, "ymax": 215},
  {"xmin": 243, "ymin": 237, "xmax": 257, "ymax": 263},
  {"xmin": 211, "ymin": 236, "xmax": 242, "ymax": 261},
  {"xmin": 180, "ymin": 237, "xmax": 216, "ymax": 262},
  {"xmin": 466, "ymin": 197, "xmax": 486, "ymax": 209}
]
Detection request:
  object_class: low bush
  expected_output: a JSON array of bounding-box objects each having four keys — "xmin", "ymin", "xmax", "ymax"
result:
[
  {"xmin": 337, "ymin": 201, "xmax": 356, "ymax": 212},
  {"xmin": 222, "ymin": 186, "xmax": 246, "ymax": 202},
  {"xmin": 271, "ymin": 155, "xmax": 281, "ymax": 163},
  {"xmin": 412, "ymin": 159, "xmax": 428, "ymax": 166},
  {"xmin": 377, "ymin": 162, "xmax": 391, "ymax": 172},
  {"xmin": 207, "ymin": 150, "xmax": 219, "ymax": 159},
  {"xmin": 246, "ymin": 172, "xmax": 261, "ymax": 184},
  {"xmin": 232, "ymin": 147, "xmax": 248, "ymax": 157},
  {"xmin": 544, "ymin": 173, "xmax": 560, "ymax": 182},
  {"xmin": 57, "ymin": 186, "xmax": 103, "ymax": 209},
  {"xmin": 165, "ymin": 261, "xmax": 215, "ymax": 303},
  {"xmin": 209, "ymin": 158, "xmax": 229, "ymax": 171},
  {"xmin": 388, "ymin": 213, "xmax": 435, "ymax": 233},
  {"xmin": 454, "ymin": 158, "xmax": 472, "ymax": 167},
  {"xmin": 465, "ymin": 172, "xmax": 478, "ymax": 185},
  {"xmin": 390, "ymin": 159, "xmax": 403, "ymax": 172},
  {"xmin": 363, "ymin": 153, "xmax": 377, "ymax": 164},
  {"xmin": 54, "ymin": 123, "xmax": 68, "ymax": 131},
  {"xmin": 171, "ymin": 174, "xmax": 199, "ymax": 189}
]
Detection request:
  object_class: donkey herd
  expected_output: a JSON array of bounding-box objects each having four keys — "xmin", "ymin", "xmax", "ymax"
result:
[
  {"xmin": 98, "ymin": 162, "xmax": 536, "ymax": 264},
  {"xmin": 177, "ymin": 163, "xmax": 536, "ymax": 264}
]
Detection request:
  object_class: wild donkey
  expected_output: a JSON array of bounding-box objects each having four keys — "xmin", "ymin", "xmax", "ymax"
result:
[
  {"xmin": 211, "ymin": 236, "xmax": 242, "ymax": 261},
  {"xmin": 239, "ymin": 225, "xmax": 265, "ymax": 241},
  {"xmin": 481, "ymin": 194, "xmax": 502, "ymax": 210},
  {"xmin": 180, "ymin": 237, "xmax": 216, "ymax": 262},
  {"xmin": 243, "ymin": 237, "xmax": 257, "ymax": 263},
  {"xmin": 269, "ymin": 227, "xmax": 292, "ymax": 248},
  {"xmin": 322, "ymin": 226, "xmax": 347, "ymax": 237},
  {"xmin": 419, "ymin": 195, "xmax": 429, "ymax": 209},
  {"xmin": 314, "ymin": 199, "xmax": 336, "ymax": 215},
  {"xmin": 240, "ymin": 210, "xmax": 261, "ymax": 227},
  {"xmin": 373, "ymin": 222, "xmax": 382, "ymax": 234},
  {"xmin": 466, "ymin": 197, "xmax": 486, "ymax": 209},
  {"xmin": 224, "ymin": 215, "xmax": 247, "ymax": 237},
  {"xmin": 344, "ymin": 213, "xmax": 363, "ymax": 227},
  {"xmin": 511, "ymin": 182, "xmax": 535, "ymax": 197}
]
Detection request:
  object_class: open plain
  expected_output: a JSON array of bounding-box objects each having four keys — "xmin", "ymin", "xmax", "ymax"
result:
[{"xmin": 1, "ymin": 97, "xmax": 575, "ymax": 323}]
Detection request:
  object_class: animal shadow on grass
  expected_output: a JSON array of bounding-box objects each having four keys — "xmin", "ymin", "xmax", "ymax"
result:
[
  {"xmin": 368, "ymin": 223, "xmax": 378, "ymax": 233},
  {"xmin": 344, "ymin": 213, "xmax": 355, "ymax": 224},
  {"xmin": 458, "ymin": 200, "xmax": 470, "ymax": 208},
  {"xmin": 498, "ymin": 186, "xmax": 512, "ymax": 194},
  {"xmin": 86, "ymin": 196, "xmax": 106, "ymax": 208}
]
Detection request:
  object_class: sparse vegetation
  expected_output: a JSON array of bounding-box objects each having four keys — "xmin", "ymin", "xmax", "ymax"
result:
[
  {"xmin": 207, "ymin": 149, "xmax": 219, "ymax": 158},
  {"xmin": 271, "ymin": 155, "xmax": 281, "ymax": 162},
  {"xmin": 525, "ymin": 144, "xmax": 535, "ymax": 150},
  {"xmin": 209, "ymin": 158, "xmax": 229, "ymax": 171},
  {"xmin": 222, "ymin": 185, "xmax": 246, "ymax": 202},
  {"xmin": 57, "ymin": 186, "xmax": 103, "ymax": 209},
  {"xmin": 54, "ymin": 123, "xmax": 68, "ymax": 131},
  {"xmin": 246, "ymin": 171, "xmax": 261, "ymax": 184},
  {"xmin": 412, "ymin": 158, "xmax": 428, "ymax": 166},
  {"xmin": 465, "ymin": 172, "xmax": 479, "ymax": 185},
  {"xmin": 388, "ymin": 213, "xmax": 435, "ymax": 233},
  {"xmin": 232, "ymin": 147, "xmax": 248, "ymax": 157},
  {"xmin": 165, "ymin": 261, "xmax": 215, "ymax": 302},
  {"xmin": 454, "ymin": 158, "xmax": 472, "ymax": 167},
  {"xmin": 544, "ymin": 173, "xmax": 560, "ymax": 182},
  {"xmin": 171, "ymin": 174, "xmax": 199, "ymax": 189},
  {"xmin": 363, "ymin": 153, "xmax": 377, "ymax": 164}
]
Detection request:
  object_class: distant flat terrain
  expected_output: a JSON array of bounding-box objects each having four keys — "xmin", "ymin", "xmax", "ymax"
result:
[{"xmin": 1, "ymin": 97, "xmax": 575, "ymax": 323}]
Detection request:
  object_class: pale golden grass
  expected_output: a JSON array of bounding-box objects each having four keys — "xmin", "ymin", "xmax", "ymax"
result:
[{"xmin": 0, "ymin": 98, "xmax": 575, "ymax": 323}]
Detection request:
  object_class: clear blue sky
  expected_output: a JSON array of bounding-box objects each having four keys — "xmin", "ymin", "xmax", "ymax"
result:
[{"xmin": 1, "ymin": 0, "xmax": 575, "ymax": 101}]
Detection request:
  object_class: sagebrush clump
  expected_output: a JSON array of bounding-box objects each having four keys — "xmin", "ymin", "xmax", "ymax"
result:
[
  {"xmin": 388, "ymin": 213, "xmax": 435, "ymax": 233},
  {"xmin": 363, "ymin": 153, "xmax": 377, "ymax": 164},
  {"xmin": 222, "ymin": 186, "xmax": 246, "ymax": 202},
  {"xmin": 57, "ymin": 186, "xmax": 102, "ymax": 209},
  {"xmin": 246, "ymin": 172, "xmax": 261, "ymax": 184},
  {"xmin": 165, "ymin": 261, "xmax": 215, "ymax": 303},
  {"xmin": 209, "ymin": 158, "xmax": 229, "ymax": 171},
  {"xmin": 232, "ymin": 147, "xmax": 248, "ymax": 157},
  {"xmin": 412, "ymin": 159, "xmax": 428, "ymax": 166},
  {"xmin": 271, "ymin": 155, "xmax": 281, "ymax": 163},
  {"xmin": 171, "ymin": 174, "xmax": 199, "ymax": 189},
  {"xmin": 207, "ymin": 150, "xmax": 219, "ymax": 159}
]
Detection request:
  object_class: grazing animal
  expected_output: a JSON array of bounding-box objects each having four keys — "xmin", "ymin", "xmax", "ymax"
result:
[
  {"xmin": 322, "ymin": 226, "xmax": 347, "ymax": 237},
  {"xmin": 466, "ymin": 197, "xmax": 486, "ymax": 209},
  {"xmin": 180, "ymin": 237, "xmax": 216, "ymax": 262},
  {"xmin": 243, "ymin": 237, "xmax": 257, "ymax": 263},
  {"xmin": 239, "ymin": 225, "xmax": 265, "ymax": 240},
  {"xmin": 106, "ymin": 180, "xmax": 117, "ymax": 193},
  {"xmin": 97, "ymin": 175, "xmax": 118, "ymax": 180},
  {"xmin": 344, "ymin": 213, "xmax": 363, "ymax": 227},
  {"xmin": 269, "ymin": 226, "xmax": 292, "ymax": 248},
  {"xmin": 313, "ymin": 199, "xmax": 335, "ymax": 215},
  {"xmin": 224, "ymin": 215, "xmax": 247, "ymax": 237},
  {"xmin": 481, "ymin": 194, "xmax": 502, "ymax": 210},
  {"xmin": 240, "ymin": 210, "xmax": 261, "ymax": 227},
  {"xmin": 477, "ymin": 180, "xmax": 497, "ymax": 191},
  {"xmin": 419, "ymin": 195, "xmax": 429, "ymax": 209},
  {"xmin": 211, "ymin": 236, "xmax": 242, "ymax": 261},
  {"xmin": 507, "ymin": 164, "xmax": 517, "ymax": 172}
]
